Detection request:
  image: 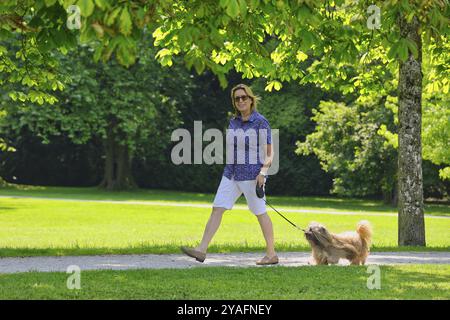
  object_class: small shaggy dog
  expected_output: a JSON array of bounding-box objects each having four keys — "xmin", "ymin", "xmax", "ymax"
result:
[{"xmin": 304, "ymin": 220, "xmax": 372, "ymax": 265}]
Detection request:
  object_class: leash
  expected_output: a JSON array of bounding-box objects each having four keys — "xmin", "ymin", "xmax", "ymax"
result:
[
  {"xmin": 256, "ymin": 183, "xmax": 335, "ymax": 248},
  {"xmin": 263, "ymin": 198, "xmax": 306, "ymax": 232},
  {"xmin": 256, "ymin": 183, "xmax": 305, "ymax": 232}
]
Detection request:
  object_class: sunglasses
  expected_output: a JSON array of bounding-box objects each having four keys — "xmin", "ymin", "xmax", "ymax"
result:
[{"xmin": 234, "ymin": 95, "xmax": 250, "ymax": 102}]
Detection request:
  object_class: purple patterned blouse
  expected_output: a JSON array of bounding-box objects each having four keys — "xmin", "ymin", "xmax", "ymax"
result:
[{"xmin": 223, "ymin": 110, "xmax": 272, "ymax": 181}]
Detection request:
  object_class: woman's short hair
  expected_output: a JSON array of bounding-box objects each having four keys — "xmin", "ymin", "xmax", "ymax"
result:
[{"xmin": 230, "ymin": 84, "xmax": 261, "ymax": 116}]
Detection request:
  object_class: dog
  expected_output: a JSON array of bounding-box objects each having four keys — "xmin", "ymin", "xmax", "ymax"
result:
[{"xmin": 304, "ymin": 220, "xmax": 372, "ymax": 265}]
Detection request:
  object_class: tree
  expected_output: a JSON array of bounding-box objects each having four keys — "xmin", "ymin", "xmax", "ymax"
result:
[
  {"xmin": 1, "ymin": 0, "xmax": 449, "ymax": 245},
  {"xmin": 0, "ymin": 42, "xmax": 194, "ymax": 190},
  {"xmin": 297, "ymin": 96, "xmax": 398, "ymax": 204}
]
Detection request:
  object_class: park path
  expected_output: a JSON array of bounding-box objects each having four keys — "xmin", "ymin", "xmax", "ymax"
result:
[
  {"xmin": 1, "ymin": 252, "xmax": 449, "ymax": 274},
  {"xmin": 0, "ymin": 195, "xmax": 448, "ymax": 219}
]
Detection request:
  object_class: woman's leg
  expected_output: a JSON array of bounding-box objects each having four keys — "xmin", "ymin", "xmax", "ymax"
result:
[
  {"xmin": 256, "ymin": 213, "xmax": 276, "ymax": 257},
  {"xmin": 196, "ymin": 207, "xmax": 227, "ymax": 253}
]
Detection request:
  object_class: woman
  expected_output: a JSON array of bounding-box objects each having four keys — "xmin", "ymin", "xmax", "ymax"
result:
[{"xmin": 181, "ymin": 84, "xmax": 277, "ymax": 265}]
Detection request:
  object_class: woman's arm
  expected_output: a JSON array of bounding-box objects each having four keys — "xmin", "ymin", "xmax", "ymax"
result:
[
  {"xmin": 260, "ymin": 143, "xmax": 273, "ymax": 175},
  {"xmin": 257, "ymin": 143, "xmax": 273, "ymax": 187}
]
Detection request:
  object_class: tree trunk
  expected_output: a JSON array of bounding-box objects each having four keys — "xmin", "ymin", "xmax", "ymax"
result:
[
  {"xmin": 98, "ymin": 120, "xmax": 137, "ymax": 191},
  {"xmin": 397, "ymin": 15, "xmax": 425, "ymax": 246}
]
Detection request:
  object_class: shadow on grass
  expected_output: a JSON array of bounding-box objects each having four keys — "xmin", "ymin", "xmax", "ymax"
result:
[
  {"xmin": 0, "ymin": 206, "xmax": 16, "ymax": 211},
  {"xmin": 373, "ymin": 265, "xmax": 450, "ymax": 299}
]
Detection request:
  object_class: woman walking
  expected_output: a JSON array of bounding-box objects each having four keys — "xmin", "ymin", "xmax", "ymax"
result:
[{"xmin": 181, "ymin": 84, "xmax": 277, "ymax": 265}]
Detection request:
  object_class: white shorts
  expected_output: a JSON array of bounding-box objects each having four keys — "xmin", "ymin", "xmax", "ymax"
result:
[{"xmin": 212, "ymin": 175, "xmax": 267, "ymax": 215}]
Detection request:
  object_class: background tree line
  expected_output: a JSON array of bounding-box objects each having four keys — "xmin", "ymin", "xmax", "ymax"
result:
[{"xmin": 1, "ymin": 39, "xmax": 448, "ymax": 202}]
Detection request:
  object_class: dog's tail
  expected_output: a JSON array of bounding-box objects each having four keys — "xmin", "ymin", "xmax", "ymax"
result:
[{"xmin": 356, "ymin": 220, "xmax": 372, "ymax": 249}]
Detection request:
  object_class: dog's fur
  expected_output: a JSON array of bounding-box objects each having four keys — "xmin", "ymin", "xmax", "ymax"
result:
[{"xmin": 304, "ymin": 220, "xmax": 372, "ymax": 265}]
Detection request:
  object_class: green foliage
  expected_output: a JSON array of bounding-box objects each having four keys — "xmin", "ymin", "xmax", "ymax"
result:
[
  {"xmin": 297, "ymin": 96, "xmax": 398, "ymax": 199},
  {"xmin": 253, "ymin": 79, "xmax": 334, "ymax": 196},
  {"xmin": 0, "ymin": 38, "xmax": 195, "ymax": 168},
  {"xmin": 1, "ymin": 1, "xmax": 449, "ymax": 95},
  {"xmin": 422, "ymin": 92, "xmax": 450, "ymax": 180},
  {"xmin": 371, "ymin": 92, "xmax": 450, "ymax": 182}
]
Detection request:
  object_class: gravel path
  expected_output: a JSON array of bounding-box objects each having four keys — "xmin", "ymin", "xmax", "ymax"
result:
[{"xmin": 1, "ymin": 252, "xmax": 449, "ymax": 274}]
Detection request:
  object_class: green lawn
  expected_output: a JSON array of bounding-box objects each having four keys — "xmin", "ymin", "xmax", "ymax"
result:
[
  {"xmin": 0, "ymin": 186, "xmax": 449, "ymax": 257},
  {"xmin": 1, "ymin": 184, "xmax": 449, "ymax": 216},
  {"xmin": 0, "ymin": 265, "xmax": 448, "ymax": 299}
]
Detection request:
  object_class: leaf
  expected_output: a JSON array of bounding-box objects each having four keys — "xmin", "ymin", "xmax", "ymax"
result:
[
  {"xmin": 249, "ymin": 0, "xmax": 260, "ymax": 9},
  {"xmin": 217, "ymin": 73, "xmax": 228, "ymax": 89},
  {"xmin": 387, "ymin": 40, "xmax": 400, "ymax": 60},
  {"xmin": 76, "ymin": 0, "xmax": 95, "ymax": 17},
  {"xmin": 296, "ymin": 50, "xmax": 308, "ymax": 62},
  {"xmin": 397, "ymin": 39, "xmax": 409, "ymax": 62},
  {"xmin": 264, "ymin": 80, "xmax": 282, "ymax": 91},
  {"xmin": 106, "ymin": 6, "xmax": 121, "ymax": 26},
  {"xmin": 297, "ymin": 5, "xmax": 311, "ymax": 21},
  {"xmin": 91, "ymin": 22, "xmax": 104, "ymax": 38},
  {"xmin": 45, "ymin": 0, "xmax": 57, "ymax": 6},
  {"xmin": 238, "ymin": 0, "xmax": 247, "ymax": 18},
  {"xmin": 404, "ymin": 38, "xmax": 418, "ymax": 59},
  {"xmin": 273, "ymin": 80, "xmax": 282, "ymax": 91},
  {"xmin": 226, "ymin": 0, "xmax": 240, "ymax": 19},
  {"xmin": 219, "ymin": 0, "xmax": 228, "ymax": 8},
  {"xmin": 301, "ymin": 30, "xmax": 315, "ymax": 51},
  {"xmin": 8, "ymin": 92, "xmax": 17, "ymax": 101},
  {"xmin": 156, "ymin": 48, "xmax": 171, "ymax": 59},
  {"xmin": 94, "ymin": 0, "xmax": 109, "ymax": 10},
  {"xmin": 119, "ymin": 7, "xmax": 132, "ymax": 36},
  {"xmin": 51, "ymin": 28, "xmax": 67, "ymax": 47},
  {"xmin": 193, "ymin": 58, "xmax": 205, "ymax": 74},
  {"xmin": 0, "ymin": 28, "xmax": 12, "ymax": 40},
  {"xmin": 116, "ymin": 38, "xmax": 136, "ymax": 66},
  {"xmin": 93, "ymin": 45, "xmax": 102, "ymax": 62}
]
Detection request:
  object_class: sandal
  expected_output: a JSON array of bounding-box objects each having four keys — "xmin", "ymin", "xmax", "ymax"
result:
[
  {"xmin": 256, "ymin": 255, "xmax": 279, "ymax": 265},
  {"xmin": 181, "ymin": 246, "xmax": 206, "ymax": 263}
]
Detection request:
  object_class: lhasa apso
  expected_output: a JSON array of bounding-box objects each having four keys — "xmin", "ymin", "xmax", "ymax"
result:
[{"xmin": 304, "ymin": 220, "xmax": 372, "ymax": 265}]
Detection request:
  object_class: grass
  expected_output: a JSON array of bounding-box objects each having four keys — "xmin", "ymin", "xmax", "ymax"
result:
[
  {"xmin": 0, "ymin": 265, "xmax": 448, "ymax": 299},
  {"xmin": 1, "ymin": 184, "xmax": 449, "ymax": 216},
  {"xmin": 0, "ymin": 192, "xmax": 449, "ymax": 257},
  {"xmin": 0, "ymin": 185, "xmax": 448, "ymax": 300}
]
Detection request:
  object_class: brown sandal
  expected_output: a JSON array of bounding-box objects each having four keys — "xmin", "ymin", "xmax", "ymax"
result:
[
  {"xmin": 256, "ymin": 255, "xmax": 279, "ymax": 265},
  {"xmin": 181, "ymin": 246, "xmax": 206, "ymax": 263}
]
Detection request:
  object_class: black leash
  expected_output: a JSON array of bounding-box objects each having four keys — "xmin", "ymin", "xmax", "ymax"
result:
[{"xmin": 256, "ymin": 183, "xmax": 305, "ymax": 232}]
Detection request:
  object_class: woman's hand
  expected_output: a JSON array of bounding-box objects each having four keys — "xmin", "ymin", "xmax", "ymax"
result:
[{"xmin": 256, "ymin": 174, "xmax": 265, "ymax": 187}]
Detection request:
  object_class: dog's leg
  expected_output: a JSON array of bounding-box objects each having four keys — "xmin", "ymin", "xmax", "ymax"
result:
[
  {"xmin": 350, "ymin": 259, "xmax": 361, "ymax": 265},
  {"xmin": 311, "ymin": 250, "xmax": 323, "ymax": 265},
  {"xmin": 328, "ymin": 257, "xmax": 339, "ymax": 265},
  {"xmin": 317, "ymin": 256, "xmax": 328, "ymax": 265},
  {"xmin": 307, "ymin": 256, "xmax": 317, "ymax": 265}
]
